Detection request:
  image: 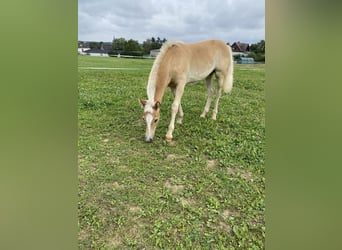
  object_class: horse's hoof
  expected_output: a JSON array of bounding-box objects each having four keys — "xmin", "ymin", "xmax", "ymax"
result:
[{"xmin": 165, "ymin": 136, "xmax": 173, "ymax": 142}]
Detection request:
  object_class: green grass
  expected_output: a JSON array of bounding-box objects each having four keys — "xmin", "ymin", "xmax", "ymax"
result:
[{"xmin": 78, "ymin": 56, "xmax": 265, "ymax": 249}]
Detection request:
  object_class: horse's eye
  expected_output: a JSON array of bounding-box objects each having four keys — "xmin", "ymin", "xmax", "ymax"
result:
[{"xmin": 154, "ymin": 118, "xmax": 159, "ymax": 123}]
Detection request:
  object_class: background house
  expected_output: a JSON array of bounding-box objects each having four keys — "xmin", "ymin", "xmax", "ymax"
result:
[
  {"xmin": 83, "ymin": 48, "xmax": 109, "ymax": 57},
  {"xmin": 78, "ymin": 41, "xmax": 90, "ymax": 55},
  {"xmin": 78, "ymin": 41, "xmax": 112, "ymax": 56},
  {"xmin": 84, "ymin": 48, "xmax": 109, "ymax": 56},
  {"xmin": 231, "ymin": 41, "xmax": 250, "ymax": 57}
]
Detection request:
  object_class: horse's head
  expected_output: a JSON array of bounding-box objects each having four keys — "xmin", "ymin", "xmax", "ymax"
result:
[{"xmin": 140, "ymin": 99, "xmax": 161, "ymax": 142}]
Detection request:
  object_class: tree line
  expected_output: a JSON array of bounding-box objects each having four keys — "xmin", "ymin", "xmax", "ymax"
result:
[
  {"xmin": 111, "ymin": 37, "xmax": 167, "ymax": 56},
  {"xmin": 86, "ymin": 37, "xmax": 265, "ymax": 61}
]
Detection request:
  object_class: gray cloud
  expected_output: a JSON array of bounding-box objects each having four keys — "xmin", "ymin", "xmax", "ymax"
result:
[{"xmin": 78, "ymin": 0, "xmax": 264, "ymax": 44}]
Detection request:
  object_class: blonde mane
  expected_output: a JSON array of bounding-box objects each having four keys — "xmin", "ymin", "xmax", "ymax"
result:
[{"xmin": 147, "ymin": 41, "xmax": 183, "ymax": 101}]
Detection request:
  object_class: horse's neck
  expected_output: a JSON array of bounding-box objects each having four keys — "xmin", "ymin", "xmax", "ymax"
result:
[
  {"xmin": 154, "ymin": 80, "xmax": 168, "ymax": 103},
  {"xmin": 148, "ymin": 67, "xmax": 169, "ymax": 104}
]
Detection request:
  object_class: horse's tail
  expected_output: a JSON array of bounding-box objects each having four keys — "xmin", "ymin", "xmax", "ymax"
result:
[{"xmin": 223, "ymin": 46, "xmax": 234, "ymax": 93}]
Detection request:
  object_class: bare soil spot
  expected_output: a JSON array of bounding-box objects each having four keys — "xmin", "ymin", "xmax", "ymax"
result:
[
  {"xmin": 248, "ymin": 215, "xmax": 263, "ymax": 228},
  {"xmin": 129, "ymin": 206, "xmax": 142, "ymax": 213},
  {"xmin": 166, "ymin": 154, "xmax": 184, "ymax": 161},
  {"xmin": 164, "ymin": 180, "xmax": 184, "ymax": 194},
  {"xmin": 104, "ymin": 181, "xmax": 123, "ymax": 190},
  {"xmin": 110, "ymin": 158, "xmax": 120, "ymax": 164},
  {"xmin": 219, "ymin": 221, "xmax": 232, "ymax": 232},
  {"xmin": 78, "ymin": 229, "xmax": 90, "ymax": 241},
  {"xmin": 241, "ymin": 169, "xmax": 253, "ymax": 181},
  {"xmin": 226, "ymin": 167, "xmax": 253, "ymax": 181},
  {"xmin": 166, "ymin": 140, "xmax": 177, "ymax": 146},
  {"xmin": 180, "ymin": 197, "xmax": 194, "ymax": 207},
  {"xmin": 206, "ymin": 159, "xmax": 217, "ymax": 168},
  {"xmin": 166, "ymin": 154, "xmax": 177, "ymax": 160},
  {"xmin": 222, "ymin": 209, "xmax": 240, "ymax": 219},
  {"xmin": 108, "ymin": 236, "xmax": 122, "ymax": 248},
  {"xmin": 227, "ymin": 167, "xmax": 238, "ymax": 175}
]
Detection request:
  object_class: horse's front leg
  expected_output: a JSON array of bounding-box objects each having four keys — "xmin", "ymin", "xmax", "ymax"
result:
[
  {"xmin": 171, "ymin": 87, "xmax": 184, "ymax": 124},
  {"xmin": 177, "ymin": 104, "xmax": 184, "ymax": 124},
  {"xmin": 166, "ymin": 84, "xmax": 185, "ymax": 141}
]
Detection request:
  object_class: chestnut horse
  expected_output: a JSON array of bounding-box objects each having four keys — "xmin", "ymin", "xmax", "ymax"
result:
[{"xmin": 140, "ymin": 39, "xmax": 234, "ymax": 142}]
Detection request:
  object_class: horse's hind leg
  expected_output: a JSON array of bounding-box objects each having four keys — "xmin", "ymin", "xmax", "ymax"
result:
[
  {"xmin": 212, "ymin": 71, "xmax": 224, "ymax": 120},
  {"xmin": 200, "ymin": 74, "xmax": 214, "ymax": 118}
]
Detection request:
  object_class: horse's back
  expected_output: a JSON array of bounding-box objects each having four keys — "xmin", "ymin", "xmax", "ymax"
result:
[
  {"xmin": 185, "ymin": 40, "xmax": 232, "ymax": 81},
  {"xmin": 188, "ymin": 39, "xmax": 230, "ymax": 54},
  {"xmin": 159, "ymin": 40, "xmax": 232, "ymax": 83}
]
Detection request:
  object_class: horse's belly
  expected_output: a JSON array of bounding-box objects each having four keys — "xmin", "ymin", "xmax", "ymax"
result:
[{"xmin": 187, "ymin": 69, "xmax": 213, "ymax": 82}]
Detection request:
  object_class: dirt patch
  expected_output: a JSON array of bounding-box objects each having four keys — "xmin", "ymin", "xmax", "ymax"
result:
[
  {"xmin": 180, "ymin": 197, "xmax": 194, "ymax": 207},
  {"xmin": 248, "ymin": 215, "xmax": 263, "ymax": 228},
  {"xmin": 227, "ymin": 167, "xmax": 238, "ymax": 175},
  {"xmin": 104, "ymin": 181, "xmax": 123, "ymax": 190},
  {"xmin": 110, "ymin": 158, "xmax": 120, "ymax": 164},
  {"xmin": 107, "ymin": 236, "xmax": 122, "ymax": 248},
  {"xmin": 241, "ymin": 170, "xmax": 253, "ymax": 181},
  {"xmin": 166, "ymin": 154, "xmax": 177, "ymax": 160},
  {"xmin": 166, "ymin": 140, "xmax": 177, "ymax": 146},
  {"xmin": 165, "ymin": 153, "xmax": 185, "ymax": 161},
  {"xmin": 222, "ymin": 209, "xmax": 240, "ymax": 219},
  {"xmin": 164, "ymin": 180, "xmax": 184, "ymax": 194},
  {"xmin": 226, "ymin": 167, "xmax": 253, "ymax": 181},
  {"xmin": 206, "ymin": 160, "xmax": 217, "ymax": 168},
  {"xmin": 130, "ymin": 225, "xmax": 140, "ymax": 234},
  {"xmin": 219, "ymin": 221, "xmax": 232, "ymax": 232},
  {"xmin": 129, "ymin": 206, "xmax": 142, "ymax": 213},
  {"xmin": 78, "ymin": 229, "xmax": 90, "ymax": 241}
]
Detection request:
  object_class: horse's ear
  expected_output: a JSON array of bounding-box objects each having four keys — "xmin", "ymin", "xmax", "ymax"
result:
[
  {"xmin": 153, "ymin": 101, "xmax": 161, "ymax": 110},
  {"xmin": 139, "ymin": 99, "xmax": 147, "ymax": 107}
]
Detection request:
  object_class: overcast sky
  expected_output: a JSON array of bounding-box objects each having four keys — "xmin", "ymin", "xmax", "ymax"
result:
[{"xmin": 78, "ymin": 0, "xmax": 264, "ymax": 44}]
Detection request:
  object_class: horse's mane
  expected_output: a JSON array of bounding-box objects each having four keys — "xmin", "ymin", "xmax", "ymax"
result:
[
  {"xmin": 151, "ymin": 40, "xmax": 182, "ymax": 71},
  {"xmin": 147, "ymin": 41, "xmax": 183, "ymax": 101}
]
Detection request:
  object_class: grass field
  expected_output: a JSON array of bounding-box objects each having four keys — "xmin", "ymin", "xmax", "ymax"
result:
[{"xmin": 78, "ymin": 56, "xmax": 265, "ymax": 249}]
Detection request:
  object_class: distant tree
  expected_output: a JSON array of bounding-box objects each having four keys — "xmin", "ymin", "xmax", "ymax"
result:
[
  {"xmin": 250, "ymin": 40, "xmax": 265, "ymax": 54},
  {"xmin": 111, "ymin": 36, "xmax": 168, "ymax": 56},
  {"xmin": 112, "ymin": 37, "xmax": 126, "ymax": 54},
  {"xmin": 89, "ymin": 42, "xmax": 100, "ymax": 49},
  {"xmin": 119, "ymin": 39, "xmax": 143, "ymax": 56},
  {"xmin": 143, "ymin": 37, "xmax": 167, "ymax": 53},
  {"xmin": 249, "ymin": 40, "xmax": 265, "ymax": 62},
  {"xmin": 142, "ymin": 39, "xmax": 152, "ymax": 54},
  {"xmin": 124, "ymin": 39, "xmax": 142, "ymax": 52}
]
